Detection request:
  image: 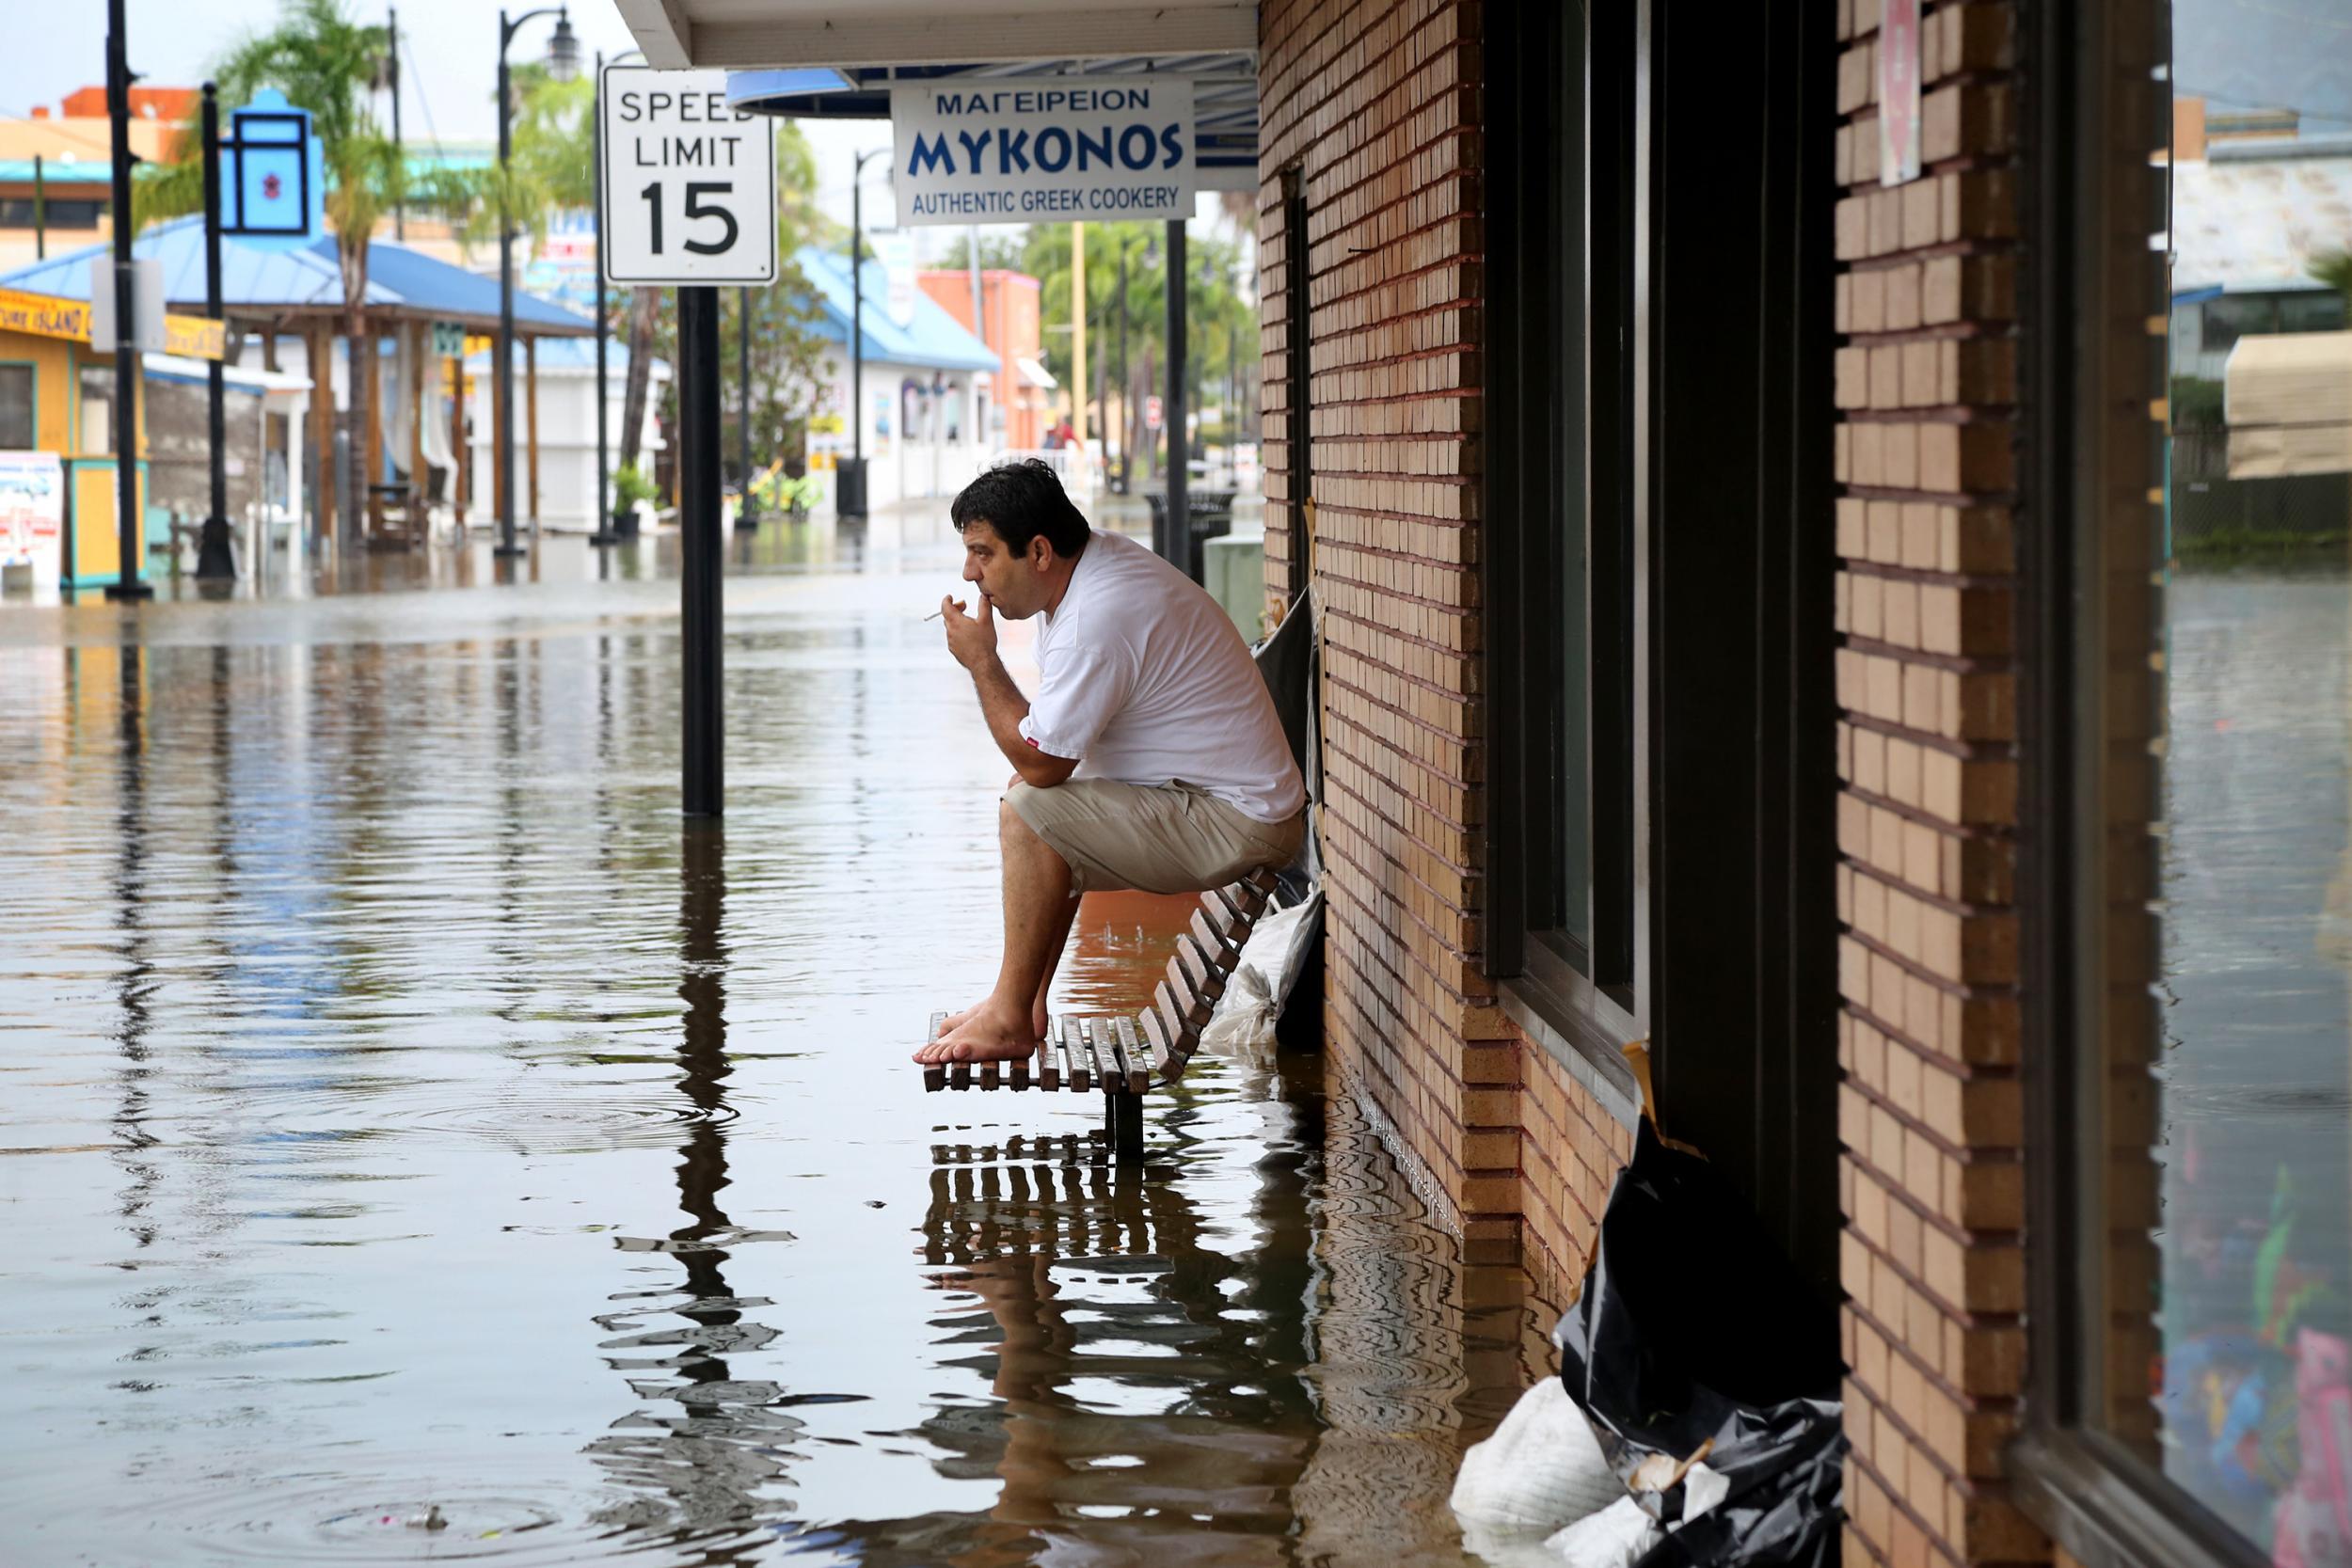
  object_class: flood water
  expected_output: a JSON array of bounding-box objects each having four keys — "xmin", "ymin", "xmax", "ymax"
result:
[{"xmin": 0, "ymin": 520, "xmax": 1548, "ymax": 1565}]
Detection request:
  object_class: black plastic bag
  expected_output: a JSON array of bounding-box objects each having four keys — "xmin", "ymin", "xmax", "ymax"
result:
[{"xmin": 1553, "ymin": 1120, "xmax": 1848, "ymax": 1568}]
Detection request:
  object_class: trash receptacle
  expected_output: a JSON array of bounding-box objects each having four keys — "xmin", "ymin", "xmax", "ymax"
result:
[
  {"xmin": 1184, "ymin": 490, "xmax": 1235, "ymax": 583},
  {"xmin": 1144, "ymin": 489, "xmax": 1237, "ymax": 584},
  {"xmin": 835, "ymin": 457, "xmax": 869, "ymax": 521}
]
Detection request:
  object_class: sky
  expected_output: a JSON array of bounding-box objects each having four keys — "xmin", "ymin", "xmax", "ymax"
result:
[
  {"xmin": 0, "ymin": 0, "xmax": 891, "ymax": 236},
  {"xmin": 0, "ymin": 0, "xmax": 1243, "ymax": 259}
]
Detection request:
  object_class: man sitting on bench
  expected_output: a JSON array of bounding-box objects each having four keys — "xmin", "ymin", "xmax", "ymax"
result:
[{"xmin": 915, "ymin": 459, "xmax": 1306, "ymax": 1066}]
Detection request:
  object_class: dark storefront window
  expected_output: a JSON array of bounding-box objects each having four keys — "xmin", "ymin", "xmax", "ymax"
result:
[
  {"xmin": 2018, "ymin": 2, "xmax": 2352, "ymax": 1564},
  {"xmin": 0, "ymin": 364, "xmax": 33, "ymax": 450},
  {"xmin": 0, "ymin": 198, "xmax": 104, "ymax": 230},
  {"xmin": 1486, "ymin": 0, "xmax": 1641, "ymax": 1026}
]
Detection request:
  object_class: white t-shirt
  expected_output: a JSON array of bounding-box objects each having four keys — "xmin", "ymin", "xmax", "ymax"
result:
[{"xmin": 1016, "ymin": 530, "xmax": 1307, "ymax": 824}]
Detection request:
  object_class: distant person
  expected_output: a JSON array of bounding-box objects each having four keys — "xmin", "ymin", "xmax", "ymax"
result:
[{"xmin": 914, "ymin": 459, "xmax": 1304, "ymax": 1064}]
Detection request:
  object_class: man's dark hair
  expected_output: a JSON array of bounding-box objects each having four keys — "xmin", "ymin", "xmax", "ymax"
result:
[{"xmin": 952, "ymin": 459, "xmax": 1090, "ymax": 559}]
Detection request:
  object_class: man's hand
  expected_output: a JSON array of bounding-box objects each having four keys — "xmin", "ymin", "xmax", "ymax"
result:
[{"xmin": 941, "ymin": 594, "xmax": 998, "ymax": 672}]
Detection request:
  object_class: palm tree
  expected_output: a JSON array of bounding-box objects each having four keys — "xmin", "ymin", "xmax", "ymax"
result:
[{"xmin": 139, "ymin": 0, "xmax": 403, "ymax": 541}]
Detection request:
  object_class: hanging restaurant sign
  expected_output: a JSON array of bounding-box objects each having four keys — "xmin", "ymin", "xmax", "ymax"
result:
[
  {"xmin": 889, "ymin": 75, "xmax": 1195, "ymax": 227},
  {"xmin": 0, "ymin": 286, "xmax": 225, "ymax": 361}
]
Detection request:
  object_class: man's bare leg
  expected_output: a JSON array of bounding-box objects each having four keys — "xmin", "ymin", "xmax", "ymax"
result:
[
  {"xmin": 916, "ymin": 800, "xmax": 1072, "ymax": 1063},
  {"xmin": 940, "ymin": 889, "xmax": 1076, "ymax": 1040}
]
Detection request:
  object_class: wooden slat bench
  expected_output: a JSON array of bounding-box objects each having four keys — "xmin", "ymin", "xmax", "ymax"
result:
[{"xmin": 921, "ymin": 866, "xmax": 1283, "ymax": 1159}]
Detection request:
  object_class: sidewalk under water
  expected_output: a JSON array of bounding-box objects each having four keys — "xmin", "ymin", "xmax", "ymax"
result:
[{"xmin": 0, "ymin": 519, "xmax": 1550, "ymax": 1564}]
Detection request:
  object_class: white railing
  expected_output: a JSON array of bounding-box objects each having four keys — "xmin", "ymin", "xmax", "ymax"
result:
[{"xmin": 980, "ymin": 446, "xmax": 1100, "ymax": 498}]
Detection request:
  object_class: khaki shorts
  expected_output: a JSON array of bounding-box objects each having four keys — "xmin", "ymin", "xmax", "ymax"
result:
[{"xmin": 1007, "ymin": 779, "xmax": 1304, "ymax": 895}]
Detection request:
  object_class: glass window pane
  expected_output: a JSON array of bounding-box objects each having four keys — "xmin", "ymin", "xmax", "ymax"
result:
[
  {"xmin": 0, "ymin": 365, "xmax": 31, "ymax": 449},
  {"xmin": 2148, "ymin": 9, "xmax": 2352, "ymax": 1546}
]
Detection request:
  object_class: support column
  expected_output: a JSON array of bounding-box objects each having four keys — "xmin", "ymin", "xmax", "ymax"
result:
[
  {"xmin": 678, "ymin": 287, "xmax": 723, "ymax": 818},
  {"xmin": 407, "ymin": 324, "xmax": 425, "ymax": 540},
  {"xmin": 1164, "ymin": 218, "xmax": 1187, "ymax": 573},
  {"xmin": 451, "ymin": 354, "xmax": 468, "ymax": 526},
  {"xmin": 524, "ymin": 336, "xmax": 540, "ymax": 530},
  {"xmin": 312, "ymin": 322, "xmax": 337, "ymax": 546},
  {"xmin": 363, "ymin": 326, "xmax": 385, "ymax": 546},
  {"xmin": 491, "ymin": 340, "xmax": 509, "ymax": 532}
]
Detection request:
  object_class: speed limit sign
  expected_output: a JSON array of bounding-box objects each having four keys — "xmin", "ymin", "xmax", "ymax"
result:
[{"xmin": 599, "ymin": 65, "xmax": 777, "ymax": 285}]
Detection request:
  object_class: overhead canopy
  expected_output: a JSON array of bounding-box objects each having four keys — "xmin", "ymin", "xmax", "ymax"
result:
[
  {"xmin": 613, "ymin": 0, "xmax": 1252, "ymax": 71},
  {"xmin": 1015, "ymin": 355, "xmax": 1056, "ymax": 389}
]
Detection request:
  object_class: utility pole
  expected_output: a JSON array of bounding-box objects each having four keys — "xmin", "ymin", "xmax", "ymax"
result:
[
  {"xmin": 588, "ymin": 50, "xmax": 616, "ymax": 546},
  {"xmin": 1071, "ymin": 222, "xmax": 1087, "ymax": 442},
  {"xmin": 841, "ymin": 146, "xmax": 885, "ymax": 522},
  {"xmin": 194, "ymin": 84, "xmax": 235, "ymax": 581},
  {"xmin": 31, "ymin": 155, "xmax": 45, "ymax": 261},
  {"xmin": 103, "ymin": 0, "xmax": 150, "ymax": 602},
  {"xmin": 1163, "ymin": 218, "xmax": 1187, "ymax": 576},
  {"xmin": 735, "ymin": 285, "xmax": 757, "ymax": 530},
  {"xmin": 388, "ymin": 7, "xmax": 404, "ymax": 241}
]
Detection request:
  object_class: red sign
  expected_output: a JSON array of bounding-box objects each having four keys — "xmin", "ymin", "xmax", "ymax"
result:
[
  {"xmin": 1878, "ymin": 0, "xmax": 1922, "ymax": 186},
  {"xmin": 1144, "ymin": 394, "xmax": 1163, "ymax": 430}
]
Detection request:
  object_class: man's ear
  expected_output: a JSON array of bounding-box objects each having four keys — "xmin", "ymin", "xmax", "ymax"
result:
[{"xmin": 1029, "ymin": 536, "xmax": 1056, "ymax": 572}]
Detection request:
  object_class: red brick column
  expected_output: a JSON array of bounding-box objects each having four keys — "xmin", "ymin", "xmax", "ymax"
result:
[{"xmin": 1830, "ymin": 4, "xmax": 2045, "ymax": 1564}]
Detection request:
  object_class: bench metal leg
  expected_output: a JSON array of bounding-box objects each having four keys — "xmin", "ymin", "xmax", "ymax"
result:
[{"xmin": 1104, "ymin": 1092, "xmax": 1143, "ymax": 1164}]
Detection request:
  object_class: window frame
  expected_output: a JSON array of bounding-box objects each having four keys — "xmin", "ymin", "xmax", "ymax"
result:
[
  {"xmin": 2009, "ymin": 1, "xmax": 2270, "ymax": 1564},
  {"xmin": 1485, "ymin": 0, "xmax": 1650, "ymax": 1099}
]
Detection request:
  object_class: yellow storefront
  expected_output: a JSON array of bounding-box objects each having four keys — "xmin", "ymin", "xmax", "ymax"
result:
[{"xmin": 0, "ymin": 284, "xmax": 224, "ymax": 589}]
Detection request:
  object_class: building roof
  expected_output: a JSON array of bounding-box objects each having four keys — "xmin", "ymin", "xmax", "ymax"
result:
[
  {"xmin": 318, "ymin": 235, "xmax": 594, "ymax": 336},
  {"xmin": 795, "ymin": 245, "xmax": 1000, "ymax": 372},
  {"xmin": 2172, "ymin": 147, "xmax": 2352, "ymax": 292},
  {"xmin": 0, "ymin": 160, "xmax": 115, "ymax": 186},
  {"xmin": 466, "ymin": 336, "xmax": 669, "ymax": 379},
  {"xmin": 0, "ymin": 216, "xmax": 594, "ymax": 334},
  {"xmin": 0, "ymin": 215, "xmax": 380, "ymax": 309}
]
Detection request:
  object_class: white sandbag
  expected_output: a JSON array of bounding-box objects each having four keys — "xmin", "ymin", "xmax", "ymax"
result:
[
  {"xmin": 1198, "ymin": 960, "xmax": 1279, "ymax": 1061},
  {"xmin": 1544, "ymin": 1497, "xmax": 1664, "ymax": 1568},
  {"xmin": 1198, "ymin": 894, "xmax": 1321, "ymax": 1063},
  {"xmin": 1449, "ymin": 1377, "xmax": 1623, "ymax": 1533}
]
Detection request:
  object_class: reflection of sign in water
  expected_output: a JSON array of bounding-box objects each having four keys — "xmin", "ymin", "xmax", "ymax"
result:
[
  {"xmin": 891, "ymin": 75, "xmax": 1195, "ymax": 226},
  {"xmin": 0, "ymin": 451, "xmax": 66, "ymax": 588}
]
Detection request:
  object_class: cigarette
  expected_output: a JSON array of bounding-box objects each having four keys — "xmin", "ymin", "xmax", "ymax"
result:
[{"xmin": 922, "ymin": 609, "xmax": 945, "ymax": 623}]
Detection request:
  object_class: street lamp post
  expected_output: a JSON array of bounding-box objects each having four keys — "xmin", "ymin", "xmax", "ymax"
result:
[
  {"xmin": 591, "ymin": 46, "xmax": 643, "ymax": 547},
  {"xmin": 735, "ymin": 285, "xmax": 757, "ymax": 530},
  {"xmin": 103, "ymin": 0, "xmax": 150, "ymax": 602},
  {"xmin": 839, "ymin": 146, "xmax": 888, "ymax": 523},
  {"xmin": 1115, "ymin": 232, "xmax": 1146, "ymax": 494},
  {"xmin": 494, "ymin": 5, "xmax": 577, "ymax": 562}
]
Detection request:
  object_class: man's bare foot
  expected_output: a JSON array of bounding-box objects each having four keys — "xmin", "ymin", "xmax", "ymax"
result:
[
  {"xmin": 936, "ymin": 999, "xmax": 1051, "ymax": 1041},
  {"xmin": 914, "ymin": 1003, "xmax": 1043, "ymax": 1064}
]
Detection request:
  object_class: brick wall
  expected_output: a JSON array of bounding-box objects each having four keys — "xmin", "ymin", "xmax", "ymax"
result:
[
  {"xmin": 1256, "ymin": 0, "xmax": 1642, "ymax": 1316},
  {"xmin": 1829, "ymin": 4, "xmax": 2044, "ymax": 1564}
]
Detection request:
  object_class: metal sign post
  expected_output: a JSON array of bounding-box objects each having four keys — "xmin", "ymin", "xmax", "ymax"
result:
[
  {"xmin": 103, "ymin": 0, "xmax": 151, "ymax": 602},
  {"xmin": 600, "ymin": 63, "xmax": 778, "ymax": 818},
  {"xmin": 194, "ymin": 83, "xmax": 235, "ymax": 582}
]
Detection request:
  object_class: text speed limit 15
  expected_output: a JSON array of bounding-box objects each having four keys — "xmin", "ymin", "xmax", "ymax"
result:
[{"xmin": 600, "ymin": 65, "xmax": 778, "ymax": 286}]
